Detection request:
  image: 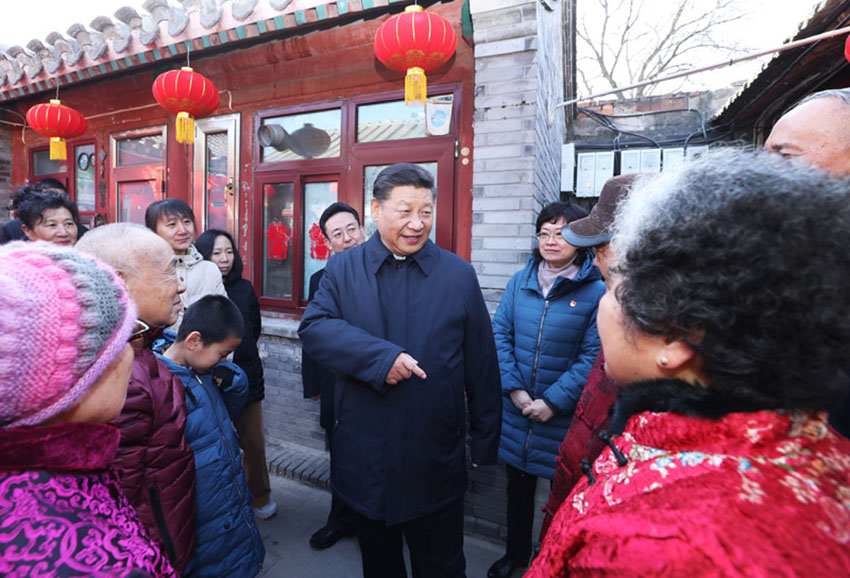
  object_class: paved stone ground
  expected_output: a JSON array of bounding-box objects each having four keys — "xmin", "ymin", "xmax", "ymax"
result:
[{"xmin": 257, "ymin": 474, "xmax": 505, "ymax": 578}]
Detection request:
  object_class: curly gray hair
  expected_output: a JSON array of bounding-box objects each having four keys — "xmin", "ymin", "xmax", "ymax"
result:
[{"xmin": 609, "ymin": 148, "xmax": 850, "ymax": 410}]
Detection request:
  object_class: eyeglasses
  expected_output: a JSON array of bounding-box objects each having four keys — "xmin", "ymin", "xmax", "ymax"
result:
[
  {"xmin": 329, "ymin": 224, "xmax": 361, "ymax": 241},
  {"xmin": 536, "ymin": 231, "xmax": 565, "ymax": 242},
  {"xmin": 128, "ymin": 319, "xmax": 150, "ymax": 343}
]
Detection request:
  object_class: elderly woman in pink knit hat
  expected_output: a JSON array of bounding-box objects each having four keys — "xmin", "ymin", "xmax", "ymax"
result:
[{"xmin": 0, "ymin": 242, "xmax": 176, "ymax": 577}]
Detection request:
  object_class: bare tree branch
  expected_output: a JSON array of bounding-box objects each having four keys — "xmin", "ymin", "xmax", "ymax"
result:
[{"xmin": 577, "ymin": 0, "xmax": 749, "ymax": 98}]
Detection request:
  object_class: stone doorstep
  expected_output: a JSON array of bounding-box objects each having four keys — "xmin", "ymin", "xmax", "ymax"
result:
[{"xmin": 266, "ymin": 441, "xmax": 330, "ymax": 490}]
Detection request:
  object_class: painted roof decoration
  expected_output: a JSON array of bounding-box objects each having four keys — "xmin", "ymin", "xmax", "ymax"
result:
[{"xmin": 0, "ymin": 0, "xmax": 408, "ymax": 102}]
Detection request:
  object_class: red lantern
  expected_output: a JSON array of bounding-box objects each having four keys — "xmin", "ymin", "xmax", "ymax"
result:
[
  {"xmin": 374, "ymin": 5, "xmax": 457, "ymax": 106},
  {"xmin": 152, "ymin": 67, "xmax": 219, "ymax": 144},
  {"xmin": 26, "ymin": 99, "xmax": 87, "ymax": 160}
]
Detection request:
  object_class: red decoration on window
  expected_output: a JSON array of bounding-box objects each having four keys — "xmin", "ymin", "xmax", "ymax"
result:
[
  {"xmin": 373, "ymin": 5, "xmax": 457, "ymax": 106},
  {"xmin": 152, "ymin": 67, "xmax": 219, "ymax": 144},
  {"xmin": 309, "ymin": 222, "xmax": 332, "ymax": 260},
  {"xmin": 26, "ymin": 99, "xmax": 87, "ymax": 160},
  {"xmin": 266, "ymin": 220, "xmax": 291, "ymax": 260}
]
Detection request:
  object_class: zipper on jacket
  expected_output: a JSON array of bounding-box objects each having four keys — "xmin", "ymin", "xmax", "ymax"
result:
[
  {"xmin": 148, "ymin": 484, "xmax": 178, "ymax": 564},
  {"xmin": 523, "ymin": 299, "xmax": 550, "ymax": 471},
  {"xmin": 529, "ymin": 300, "xmax": 550, "ymax": 398},
  {"xmin": 196, "ymin": 371, "xmax": 264, "ymax": 563}
]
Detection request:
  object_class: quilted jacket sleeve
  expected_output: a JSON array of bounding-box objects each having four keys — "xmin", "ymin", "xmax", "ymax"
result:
[
  {"xmin": 212, "ymin": 361, "xmax": 250, "ymax": 420},
  {"xmin": 492, "ymin": 272, "xmax": 526, "ymax": 395},
  {"xmin": 299, "ymin": 263, "xmax": 404, "ymax": 394},
  {"xmin": 109, "ymin": 352, "xmax": 157, "ymax": 529}
]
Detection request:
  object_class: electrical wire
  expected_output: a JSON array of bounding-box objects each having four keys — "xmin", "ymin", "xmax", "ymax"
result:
[{"xmin": 558, "ymin": 24, "xmax": 850, "ymax": 107}]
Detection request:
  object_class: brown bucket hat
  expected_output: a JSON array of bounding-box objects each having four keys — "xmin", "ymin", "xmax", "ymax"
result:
[{"xmin": 563, "ymin": 173, "xmax": 649, "ymax": 247}]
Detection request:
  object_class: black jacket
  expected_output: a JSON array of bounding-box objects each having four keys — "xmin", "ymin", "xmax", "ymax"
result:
[
  {"xmin": 301, "ymin": 269, "xmax": 335, "ymax": 430},
  {"xmin": 225, "ymin": 278, "xmax": 265, "ymax": 402},
  {"xmin": 299, "ymin": 234, "xmax": 502, "ymax": 524}
]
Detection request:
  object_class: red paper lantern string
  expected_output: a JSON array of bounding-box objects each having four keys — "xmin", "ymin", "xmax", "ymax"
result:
[
  {"xmin": 26, "ymin": 99, "xmax": 87, "ymax": 160},
  {"xmin": 152, "ymin": 67, "xmax": 220, "ymax": 144},
  {"xmin": 374, "ymin": 5, "xmax": 457, "ymax": 106}
]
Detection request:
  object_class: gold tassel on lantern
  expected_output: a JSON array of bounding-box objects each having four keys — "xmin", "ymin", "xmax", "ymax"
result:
[
  {"xmin": 405, "ymin": 67, "xmax": 427, "ymax": 107},
  {"xmin": 49, "ymin": 137, "xmax": 67, "ymax": 160},
  {"xmin": 176, "ymin": 111, "xmax": 195, "ymax": 144}
]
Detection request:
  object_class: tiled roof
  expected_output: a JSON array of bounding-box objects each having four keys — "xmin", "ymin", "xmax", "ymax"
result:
[
  {"xmin": 0, "ymin": 0, "xmax": 407, "ymax": 102},
  {"xmin": 712, "ymin": 0, "xmax": 845, "ymax": 126}
]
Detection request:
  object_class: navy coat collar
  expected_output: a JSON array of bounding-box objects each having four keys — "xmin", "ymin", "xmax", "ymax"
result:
[{"xmin": 364, "ymin": 232, "xmax": 438, "ymax": 277}]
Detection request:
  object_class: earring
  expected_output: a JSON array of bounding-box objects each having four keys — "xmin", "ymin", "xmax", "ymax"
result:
[{"xmin": 658, "ymin": 356, "xmax": 669, "ymax": 367}]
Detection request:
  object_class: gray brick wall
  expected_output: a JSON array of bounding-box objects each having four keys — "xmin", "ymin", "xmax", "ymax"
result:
[
  {"xmin": 471, "ymin": 0, "xmax": 567, "ymax": 313},
  {"xmin": 259, "ymin": 319, "xmax": 326, "ymax": 453},
  {"xmin": 0, "ymin": 128, "xmax": 12, "ymax": 222}
]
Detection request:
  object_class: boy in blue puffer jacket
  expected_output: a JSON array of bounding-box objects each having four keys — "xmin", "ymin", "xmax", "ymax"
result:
[{"xmin": 156, "ymin": 294, "xmax": 265, "ymax": 577}]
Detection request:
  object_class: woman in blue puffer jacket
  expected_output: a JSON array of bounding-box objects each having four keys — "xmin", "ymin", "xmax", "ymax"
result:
[{"xmin": 487, "ymin": 202, "xmax": 604, "ymax": 578}]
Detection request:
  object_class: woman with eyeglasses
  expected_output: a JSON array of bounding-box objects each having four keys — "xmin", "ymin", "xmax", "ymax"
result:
[
  {"xmin": 487, "ymin": 202, "xmax": 605, "ymax": 578},
  {"xmin": 0, "ymin": 242, "xmax": 176, "ymax": 576}
]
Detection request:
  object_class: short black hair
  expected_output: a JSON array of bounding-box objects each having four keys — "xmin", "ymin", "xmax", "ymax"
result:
[
  {"xmin": 195, "ymin": 229, "xmax": 243, "ymax": 284},
  {"xmin": 35, "ymin": 177, "xmax": 67, "ymax": 193},
  {"xmin": 533, "ymin": 201, "xmax": 589, "ymax": 264},
  {"xmin": 145, "ymin": 199, "xmax": 196, "ymax": 232},
  {"xmin": 9, "ymin": 185, "xmax": 81, "ymax": 229},
  {"xmin": 318, "ymin": 202, "xmax": 360, "ymax": 238},
  {"xmin": 177, "ymin": 294, "xmax": 245, "ymax": 345},
  {"xmin": 372, "ymin": 163, "xmax": 435, "ymax": 203}
]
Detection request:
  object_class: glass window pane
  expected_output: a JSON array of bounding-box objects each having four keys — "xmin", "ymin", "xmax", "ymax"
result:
[
  {"xmin": 260, "ymin": 109, "xmax": 341, "ymax": 163},
  {"xmin": 263, "ymin": 183, "xmax": 295, "ymax": 299},
  {"xmin": 357, "ymin": 96, "xmax": 453, "ymax": 142},
  {"xmin": 118, "ymin": 181, "xmax": 156, "ymax": 224},
  {"xmin": 74, "ymin": 144, "xmax": 96, "ymax": 212},
  {"xmin": 303, "ymin": 181, "xmax": 338, "ymax": 298},
  {"xmin": 363, "ymin": 163, "xmax": 437, "ymax": 242},
  {"xmin": 33, "ymin": 150, "xmax": 67, "ymax": 175},
  {"xmin": 117, "ymin": 134, "xmax": 163, "ymax": 167},
  {"xmin": 205, "ymin": 132, "xmax": 229, "ymax": 231}
]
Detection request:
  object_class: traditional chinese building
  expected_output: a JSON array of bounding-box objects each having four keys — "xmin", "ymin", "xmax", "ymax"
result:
[{"xmin": 0, "ymin": 0, "xmax": 571, "ymax": 539}]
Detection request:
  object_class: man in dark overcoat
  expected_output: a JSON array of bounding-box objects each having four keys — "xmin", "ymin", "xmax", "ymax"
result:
[
  {"xmin": 299, "ymin": 163, "xmax": 502, "ymax": 578},
  {"xmin": 302, "ymin": 202, "xmax": 365, "ymax": 549}
]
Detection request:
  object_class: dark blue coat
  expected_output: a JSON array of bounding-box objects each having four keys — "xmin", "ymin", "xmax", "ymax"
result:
[
  {"xmin": 156, "ymin": 351, "xmax": 265, "ymax": 577},
  {"xmin": 298, "ymin": 234, "xmax": 502, "ymax": 525},
  {"xmin": 493, "ymin": 255, "xmax": 603, "ymax": 479}
]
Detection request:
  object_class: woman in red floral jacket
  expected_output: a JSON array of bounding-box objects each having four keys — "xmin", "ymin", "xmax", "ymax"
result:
[{"xmin": 528, "ymin": 150, "xmax": 850, "ymax": 577}]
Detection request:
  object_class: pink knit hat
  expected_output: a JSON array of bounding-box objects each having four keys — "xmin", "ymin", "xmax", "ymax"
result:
[{"xmin": 0, "ymin": 242, "xmax": 137, "ymax": 428}]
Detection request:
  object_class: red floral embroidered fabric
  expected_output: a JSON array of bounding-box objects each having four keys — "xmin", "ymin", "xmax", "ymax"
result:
[{"xmin": 528, "ymin": 410, "xmax": 850, "ymax": 576}]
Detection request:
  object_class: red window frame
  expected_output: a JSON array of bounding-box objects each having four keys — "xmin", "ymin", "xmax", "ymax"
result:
[
  {"xmin": 28, "ymin": 137, "xmax": 98, "ymax": 220},
  {"xmin": 252, "ymin": 84, "xmax": 461, "ymax": 313}
]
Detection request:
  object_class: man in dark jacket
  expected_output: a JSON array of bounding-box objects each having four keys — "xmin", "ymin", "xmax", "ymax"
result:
[
  {"xmin": 299, "ymin": 164, "xmax": 502, "ymax": 578},
  {"xmin": 302, "ymin": 201, "xmax": 365, "ymax": 549},
  {"xmin": 77, "ymin": 223, "xmax": 197, "ymax": 574}
]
